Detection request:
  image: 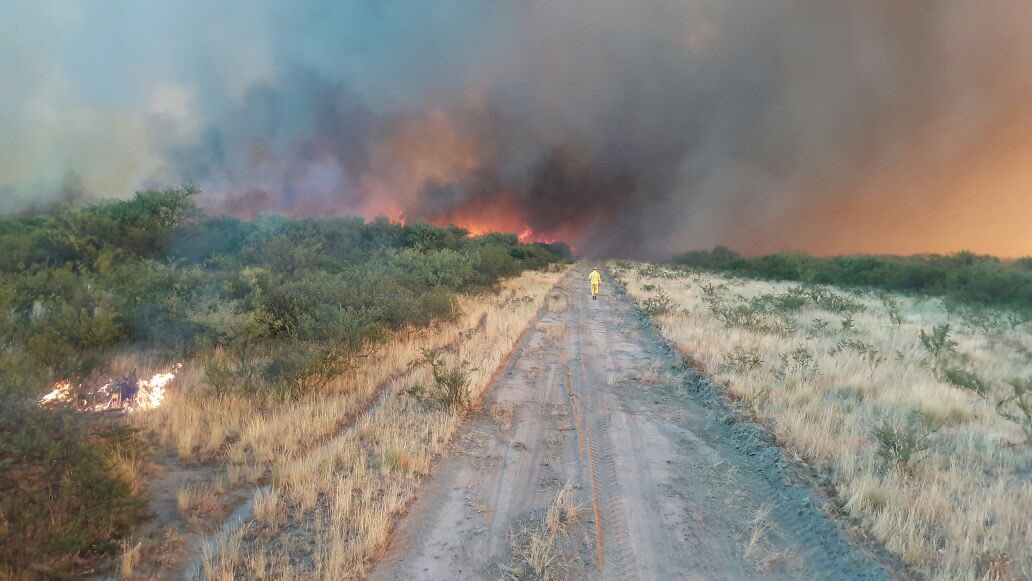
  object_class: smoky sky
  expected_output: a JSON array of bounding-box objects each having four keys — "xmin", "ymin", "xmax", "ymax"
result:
[{"xmin": 2, "ymin": 1, "xmax": 1031, "ymax": 257}]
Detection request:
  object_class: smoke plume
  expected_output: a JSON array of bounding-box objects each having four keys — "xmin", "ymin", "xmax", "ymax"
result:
[{"xmin": 2, "ymin": 1, "xmax": 1031, "ymax": 257}]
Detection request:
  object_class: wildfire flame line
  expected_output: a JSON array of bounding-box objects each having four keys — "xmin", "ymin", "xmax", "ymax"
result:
[{"xmin": 38, "ymin": 370, "xmax": 176, "ymax": 412}]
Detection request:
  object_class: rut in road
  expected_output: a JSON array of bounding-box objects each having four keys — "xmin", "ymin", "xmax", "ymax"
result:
[{"xmin": 372, "ymin": 265, "xmax": 900, "ymax": 580}]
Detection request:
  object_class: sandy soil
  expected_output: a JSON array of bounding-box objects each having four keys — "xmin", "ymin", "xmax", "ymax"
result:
[{"xmin": 371, "ymin": 266, "xmax": 904, "ymax": 580}]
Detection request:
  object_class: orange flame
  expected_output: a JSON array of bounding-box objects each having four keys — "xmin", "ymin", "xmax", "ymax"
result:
[
  {"xmin": 39, "ymin": 368, "xmax": 177, "ymax": 412},
  {"xmin": 39, "ymin": 381, "xmax": 75, "ymax": 406}
]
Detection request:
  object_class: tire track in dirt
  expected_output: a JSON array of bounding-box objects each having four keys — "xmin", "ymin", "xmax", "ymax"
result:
[
  {"xmin": 567, "ymin": 298, "xmax": 639, "ymax": 579},
  {"xmin": 586, "ymin": 415, "xmax": 638, "ymax": 579},
  {"xmin": 372, "ymin": 265, "xmax": 903, "ymax": 580}
]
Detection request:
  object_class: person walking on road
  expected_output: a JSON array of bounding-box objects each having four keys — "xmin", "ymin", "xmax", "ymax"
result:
[{"xmin": 589, "ymin": 268, "xmax": 602, "ymax": 300}]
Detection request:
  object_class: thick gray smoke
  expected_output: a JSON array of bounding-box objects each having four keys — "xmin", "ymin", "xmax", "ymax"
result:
[{"xmin": 2, "ymin": 1, "xmax": 1031, "ymax": 256}]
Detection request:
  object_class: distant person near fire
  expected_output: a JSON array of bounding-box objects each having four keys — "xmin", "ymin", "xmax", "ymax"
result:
[{"xmin": 589, "ymin": 268, "xmax": 602, "ymax": 300}]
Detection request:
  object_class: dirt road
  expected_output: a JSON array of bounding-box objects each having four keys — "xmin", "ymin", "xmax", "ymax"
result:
[{"xmin": 372, "ymin": 266, "xmax": 900, "ymax": 580}]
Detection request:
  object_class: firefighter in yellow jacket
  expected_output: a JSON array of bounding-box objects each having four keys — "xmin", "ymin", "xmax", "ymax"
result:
[{"xmin": 588, "ymin": 268, "xmax": 602, "ymax": 300}]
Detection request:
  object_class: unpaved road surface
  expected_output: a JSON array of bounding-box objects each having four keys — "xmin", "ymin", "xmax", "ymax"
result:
[{"xmin": 373, "ymin": 266, "xmax": 901, "ymax": 580}]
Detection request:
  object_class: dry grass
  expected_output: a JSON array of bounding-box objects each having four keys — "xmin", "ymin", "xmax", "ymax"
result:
[
  {"xmin": 492, "ymin": 401, "xmax": 516, "ymax": 431},
  {"xmin": 543, "ymin": 322, "xmax": 566, "ymax": 345},
  {"xmin": 743, "ymin": 503, "xmax": 773, "ymax": 562},
  {"xmin": 182, "ymin": 267, "xmax": 565, "ymax": 578},
  {"xmin": 638, "ymin": 362, "xmax": 663, "ymax": 385},
  {"xmin": 617, "ymin": 262, "xmax": 1032, "ymax": 580},
  {"xmin": 544, "ymin": 481, "xmax": 586, "ymax": 536},
  {"xmin": 176, "ymin": 483, "xmax": 227, "ymax": 530},
  {"xmin": 546, "ymin": 293, "xmax": 568, "ymax": 313},
  {"xmin": 503, "ymin": 481, "xmax": 587, "ymax": 580},
  {"xmin": 119, "ymin": 538, "xmax": 142, "ymax": 579},
  {"xmin": 252, "ymin": 487, "xmax": 282, "ymax": 526}
]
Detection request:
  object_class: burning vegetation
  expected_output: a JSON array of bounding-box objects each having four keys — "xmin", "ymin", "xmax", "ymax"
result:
[
  {"xmin": 0, "ymin": 188, "xmax": 567, "ymax": 577},
  {"xmin": 38, "ymin": 369, "xmax": 176, "ymax": 412}
]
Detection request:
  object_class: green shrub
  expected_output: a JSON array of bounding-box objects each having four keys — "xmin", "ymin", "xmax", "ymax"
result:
[
  {"xmin": 808, "ymin": 318, "xmax": 831, "ymax": 337},
  {"xmin": 880, "ymin": 295, "xmax": 904, "ymax": 326},
  {"xmin": 773, "ymin": 347, "xmax": 819, "ymax": 381},
  {"xmin": 943, "ymin": 367, "xmax": 990, "ymax": 398},
  {"xmin": 260, "ymin": 342, "xmax": 354, "ymax": 396},
  {"xmin": 471, "ymin": 243, "xmax": 522, "ymax": 282},
  {"xmin": 1, "ymin": 192, "xmax": 561, "ymax": 395},
  {"xmin": 203, "ymin": 348, "xmax": 265, "ymax": 397},
  {"xmin": 749, "ymin": 290, "xmax": 808, "ymax": 314},
  {"xmin": 719, "ymin": 346, "xmax": 763, "ymax": 374},
  {"xmin": 872, "ymin": 413, "xmax": 938, "ymax": 473},
  {"xmin": 920, "ymin": 324, "xmax": 958, "ymax": 362},
  {"xmin": 640, "ymin": 289, "xmax": 674, "ymax": 316},
  {"xmin": 831, "ymin": 338, "xmax": 877, "ymax": 357},
  {"xmin": 405, "ymin": 349, "xmax": 475, "ymax": 410},
  {"xmin": 840, "ymin": 314, "xmax": 857, "ymax": 332},
  {"xmin": 706, "ymin": 300, "xmax": 793, "ymax": 336},
  {"xmin": 996, "ymin": 377, "xmax": 1032, "ymax": 443},
  {"xmin": 799, "ymin": 285, "xmax": 865, "ymax": 314},
  {"xmin": 417, "ymin": 290, "xmax": 457, "ymax": 324}
]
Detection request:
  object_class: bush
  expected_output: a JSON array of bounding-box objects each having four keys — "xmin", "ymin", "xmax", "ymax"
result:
[
  {"xmin": 405, "ymin": 349, "xmax": 475, "ymax": 410},
  {"xmin": 789, "ymin": 285, "xmax": 865, "ymax": 315},
  {"xmin": 640, "ymin": 289, "xmax": 674, "ymax": 316},
  {"xmin": 996, "ymin": 377, "xmax": 1032, "ymax": 443},
  {"xmin": 1, "ymin": 192, "xmax": 564, "ymax": 402},
  {"xmin": 920, "ymin": 324, "xmax": 958, "ymax": 362},
  {"xmin": 880, "ymin": 295, "xmax": 904, "ymax": 326},
  {"xmin": 471, "ymin": 243, "xmax": 522, "ymax": 282},
  {"xmin": 943, "ymin": 367, "xmax": 990, "ymax": 398},
  {"xmin": 773, "ymin": 347, "xmax": 819, "ymax": 381},
  {"xmin": 749, "ymin": 290, "xmax": 808, "ymax": 314},
  {"xmin": 872, "ymin": 413, "xmax": 938, "ymax": 473},
  {"xmin": 0, "ymin": 405, "xmax": 146, "ymax": 577},
  {"xmin": 719, "ymin": 346, "xmax": 763, "ymax": 374}
]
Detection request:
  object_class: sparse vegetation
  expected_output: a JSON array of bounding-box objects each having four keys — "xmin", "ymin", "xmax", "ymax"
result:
[
  {"xmin": 405, "ymin": 349, "xmax": 475, "ymax": 410},
  {"xmin": 996, "ymin": 377, "xmax": 1032, "ymax": 443},
  {"xmin": 502, "ymin": 481, "xmax": 586, "ymax": 580},
  {"xmin": 772, "ymin": 347, "xmax": 819, "ymax": 381},
  {"xmin": 619, "ymin": 261, "xmax": 1032, "ymax": 579},
  {"xmin": 919, "ymin": 323, "xmax": 958, "ymax": 363},
  {"xmin": 872, "ymin": 414, "xmax": 938, "ymax": 473},
  {"xmin": 639, "ymin": 288, "xmax": 674, "ymax": 316},
  {"xmin": 743, "ymin": 503, "xmax": 775, "ymax": 564},
  {"xmin": 942, "ymin": 367, "xmax": 990, "ymax": 399},
  {"xmin": 673, "ymin": 247, "xmax": 1032, "ymax": 314},
  {"xmin": 880, "ymin": 295, "xmax": 905, "ymax": 326},
  {"xmin": 719, "ymin": 346, "xmax": 763, "ymax": 375}
]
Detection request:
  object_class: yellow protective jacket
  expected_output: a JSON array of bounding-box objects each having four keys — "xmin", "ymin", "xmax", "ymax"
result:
[{"xmin": 588, "ymin": 270, "xmax": 602, "ymax": 284}]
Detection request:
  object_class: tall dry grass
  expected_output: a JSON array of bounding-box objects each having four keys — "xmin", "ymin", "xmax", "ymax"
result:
[
  {"xmin": 174, "ymin": 268, "xmax": 566, "ymax": 578},
  {"xmin": 617, "ymin": 263, "xmax": 1032, "ymax": 580}
]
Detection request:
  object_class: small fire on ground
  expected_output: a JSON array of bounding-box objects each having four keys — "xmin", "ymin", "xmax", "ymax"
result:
[{"xmin": 38, "ymin": 367, "xmax": 179, "ymax": 412}]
